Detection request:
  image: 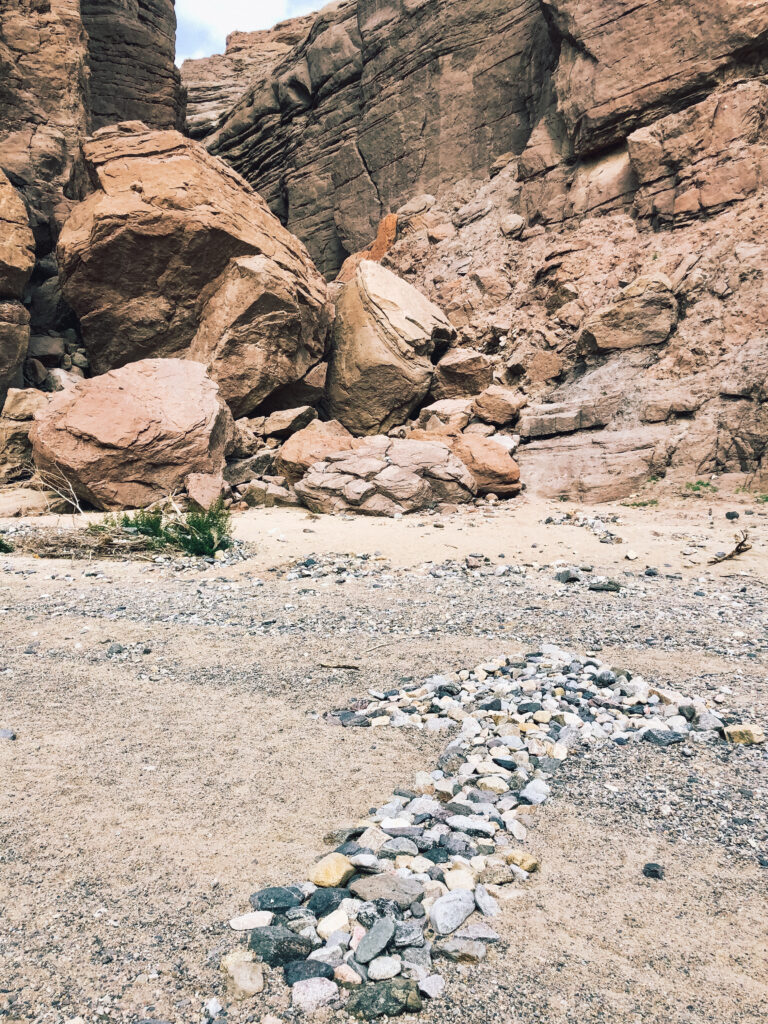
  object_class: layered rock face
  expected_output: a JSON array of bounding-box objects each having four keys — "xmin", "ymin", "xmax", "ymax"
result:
[
  {"xmin": 29, "ymin": 359, "xmax": 232, "ymax": 510},
  {"xmin": 0, "ymin": 0, "xmax": 184, "ymax": 244},
  {"xmin": 203, "ymin": 0, "xmax": 556, "ymax": 276},
  {"xmin": 80, "ymin": 0, "xmax": 184, "ymax": 132},
  {"xmin": 183, "ymin": 17, "xmax": 314, "ymax": 139},
  {"xmin": 58, "ymin": 123, "xmax": 331, "ymax": 416}
]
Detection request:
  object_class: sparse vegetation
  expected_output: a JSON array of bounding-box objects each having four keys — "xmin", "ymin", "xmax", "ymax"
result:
[
  {"xmin": 84, "ymin": 500, "xmax": 233, "ymax": 558},
  {"xmin": 0, "ymin": 536, "xmax": 14, "ymax": 554},
  {"xmin": 684, "ymin": 479, "xmax": 718, "ymax": 495},
  {"xmin": 622, "ymin": 499, "xmax": 659, "ymax": 508},
  {"xmin": 756, "ymin": 494, "xmax": 768, "ymax": 504}
]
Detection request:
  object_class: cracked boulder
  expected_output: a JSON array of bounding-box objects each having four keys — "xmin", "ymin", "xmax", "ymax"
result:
[
  {"xmin": 57, "ymin": 123, "xmax": 331, "ymax": 415},
  {"xmin": 327, "ymin": 262, "xmax": 455, "ymax": 436},
  {"xmin": 29, "ymin": 359, "xmax": 232, "ymax": 510},
  {"xmin": 294, "ymin": 437, "xmax": 476, "ymax": 516}
]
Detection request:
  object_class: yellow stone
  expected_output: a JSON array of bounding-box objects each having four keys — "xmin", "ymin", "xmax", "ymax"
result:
[
  {"xmin": 444, "ymin": 867, "xmax": 476, "ymax": 891},
  {"xmin": 724, "ymin": 724, "xmax": 765, "ymax": 745},
  {"xmin": 505, "ymin": 848, "xmax": 540, "ymax": 873},
  {"xmin": 317, "ymin": 907, "xmax": 349, "ymax": 940},
  {"xmin": 477, "ymin": 775, "xmax": 509, "ymax": 794},
  {"xmin": 309, "ymin": 852, "xmax": 355, "ymax": 888},
  {"xmin": 533, "ymin": 710, "xmax": 551, "ymax": 724}
]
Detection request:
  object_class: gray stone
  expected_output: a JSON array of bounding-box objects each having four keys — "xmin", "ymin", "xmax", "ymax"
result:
[
  {"xmin": 474, "ymin": 884, "xmax": 499, "ymax": 917},
  {"xmin": 419, "ymin": 975, "xmax": 446, "ymax": 999},
  {"xmin": 429, "ymin": 890, "xmax": 476, "ymax": 936},
  {"xmin": 291, "ymin": 977, "xmax": 338, "ymax": 1013},
  {"xmin": 350, "ymin": 874, "xmax": 424, "ymax": 909},
  {"xmin": 435, "ymin": 938, "xmax": 487, "ymax": 962},
  {"xmin": 355, "ymin": 916, "xmax": 396, "ymax": 964}
]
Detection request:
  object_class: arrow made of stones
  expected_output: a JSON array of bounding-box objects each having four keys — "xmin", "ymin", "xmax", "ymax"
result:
[{"xmin": 221, "ymin": 645, "xmax": 765, "ymax": 1019}]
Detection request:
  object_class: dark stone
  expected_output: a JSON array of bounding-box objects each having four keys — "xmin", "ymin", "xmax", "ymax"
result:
[
  {"xmin": 422, "ymin": 847, "xmax": 451, "ymax": 864},
  {"xmin": 284, "ymin": 959, "xmax": 335, "ymax": 986},
  {"xmin": 346, "ymin": 978, "xmax": 423, "ymax": 1019},
  {"xmin": 249, "ymin": 885, "xmax": 304, "ymax": 912},
  {"xmin": 679, "ymin": 705, "xmax": 697, "ymax": 723},
  {"xmin": 517, "ymin": 702, "xmax": 542, "ymax": 714},
  {"xmin": 410, "ymin": 901, "xmax": 426, "ymax": 918},
  {"xmin": 725, "ymin": 511, "xmax": 740, "ymax": 520},
  {"xmin": 589, "ymin": 579, "xmax": 622, "ymax": 593},
  {"xmin": 478, "ymin": 698, "xmax": 502, "ymax": 711},
  {"xmin": 643, "ymin": 862, "xmax": 665, "ymax": 880},
  {"xmin": 307, "ymin": 887, "xmax": 351, "ymax": 917},
  {"xmin": 248, "ymin": 926, "xmax": 313, "ymax": 966},
  {"xmin": 642, "ymin": 729, "xmax": 685, "ymax": 747}
]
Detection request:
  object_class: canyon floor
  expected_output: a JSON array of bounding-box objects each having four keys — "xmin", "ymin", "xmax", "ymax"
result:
[{"xmin": 1, "ymin": 494, "xmax": 767, "ymax": 1024}]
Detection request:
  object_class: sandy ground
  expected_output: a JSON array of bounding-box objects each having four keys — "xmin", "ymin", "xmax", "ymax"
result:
[{"xmin": 0, "ymin": 494, "xmax": 766, "ymax": 1024}]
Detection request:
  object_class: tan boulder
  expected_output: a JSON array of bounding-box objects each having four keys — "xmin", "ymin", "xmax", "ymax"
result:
[
  {"xmin": 1, "ymin": 389, "xmax": 51, "ymax": 422},
  {"xmin": 417, "ymin": 399, "xmax": 474, "ymax": 432},
  {"xmin": 431, "ymin": 348, "xmax": 493, "ymax": 401},
  {"xmin": 580, "ymin": 274, "xmax": 678, "ymax": 351},
  {"xmin": 409, "ymin": 430, "xmax": 521, "ymax": 497},
  {"xmin": 327, "ymin": 262, "xmax": 455, "ymax": 436},
  {"xmin": 30, "ymin": 359, "xmax": 232, "ymax": 510},
  {"xmin": 472, "ymin": 386, "xmax": 527, "ymax": 426},
  {"xmin": 0, "ymin": 170, "xmax": 35, "ymax": 299},
  {"xmin": 294, "ymin": 436, "xmax": 476, "ymax": 516},
  {"xmin": 263, "ymin": 406, "xmax": 317, "ymax": 439},
  {"xmin": 57, "ymin": 123, "xmax": 331, "ymax": 415},
  {"xmin": 185, "ymin": 472, "xmax": 225, "ymax": 510},
  {"xmin": 275, "ymin": 420, "xmax": 356, "ymax": 483}
]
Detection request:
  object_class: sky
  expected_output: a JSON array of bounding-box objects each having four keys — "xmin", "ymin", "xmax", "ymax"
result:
[{"xmin": 175, "ymin": 1, "xmax": 322, "ymax": 63}]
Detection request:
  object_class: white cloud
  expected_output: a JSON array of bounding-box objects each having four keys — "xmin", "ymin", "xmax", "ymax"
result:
[{"xmin": 176, "ymin": 1, "xmax": 321, "ymax": 62}]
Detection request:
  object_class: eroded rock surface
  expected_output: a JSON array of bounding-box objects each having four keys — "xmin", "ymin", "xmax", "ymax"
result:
[
  {"xmin": 57, "ymin": 123, "xmax": 330, "ymax": 415},
  {"xmin": 327, "ymin": 262, "xmax": 454, "ymax": 436},
  {"xmin": 295, "ymin": 437, "xmax": 477, "ymax": 515},
  {"xmin": 30, "ymin": 359, "xmax": 231, "ymax": 510}
]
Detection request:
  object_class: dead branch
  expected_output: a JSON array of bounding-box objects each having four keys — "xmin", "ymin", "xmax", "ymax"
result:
[{"xmin": 709, "ymin": 530, "xmax": 752, "ymax": 564}]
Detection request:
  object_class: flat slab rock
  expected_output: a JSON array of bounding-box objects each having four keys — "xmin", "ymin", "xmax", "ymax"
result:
[{"xmin": 349, "ymin": 874, "xmax": 425, "ymax": 909}]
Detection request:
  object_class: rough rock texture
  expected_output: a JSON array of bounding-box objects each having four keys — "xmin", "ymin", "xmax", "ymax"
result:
[
  {"xmin": 182, "ymin": 17, "xmax": 314, "ymax": 140},
  {"xmin": 327, "ymin": 262, "xmax": 455, "ymax": 435},
  {"xmin": 57, "ymin": 123, "xmax": 331, "ymax": 415},
  {"xmin": 79, "ymin": 0, "xmax": 183, "ymax": 132},
  {"xmin": 431, "ymin": 348, "xmax": 493, "ymax": 401},
  {"xmin": 294, "ymin": 437, "xmax": 477, "ymax": 516},
  {"xmin": 275, "ymin": 420, "xmax": 356, "ymax": 483},
  {"xmin": 0, "ymin": 169, "xmax": 35, "ymax": 401},
  {"xmin": 206, "ymin": 0, "xmax": 557, "ymax": 276},
  {"xmin": 409, "ymin": 429, "xmax": 522, "ymax": 497},
  {"xmin": 29, "ymin": 359, "xmax": 232, "ymax": 510},
  {"xmin": 0, "ymin": 0, "xmax": 184, "ymax": 249}
]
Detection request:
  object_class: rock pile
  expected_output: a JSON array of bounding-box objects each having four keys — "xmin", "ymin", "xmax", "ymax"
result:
[{"xmin": 224, "ymin": 645, "xmax": 763, "ymax": 1017}]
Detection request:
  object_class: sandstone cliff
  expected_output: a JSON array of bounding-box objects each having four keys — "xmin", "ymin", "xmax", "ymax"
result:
[{"xmin": 182, "ymin": 16, "xmax": 315, "ymax": 140}]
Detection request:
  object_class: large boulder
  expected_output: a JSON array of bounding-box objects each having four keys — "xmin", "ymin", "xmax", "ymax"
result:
[
  {"xmin": 57, "ymin": 123, "xmax": 331, "ymax": 415},
  {"xmin": 0, "ymin": 303, "xmax": 30, "ymax": 405},
  {"xmin": 29, "ymin": 359, "xmax": 232, "ymax": 510},
  {"xmin": 294, "ymin": 437, "xmax": 476, "ymax": 516},
  {"xmin": 327, "ymin": 262, "xmax": 455, "ymax": 436}
]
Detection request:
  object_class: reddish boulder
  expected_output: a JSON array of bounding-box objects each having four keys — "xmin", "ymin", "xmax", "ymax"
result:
[
  {"xmin": 57, "ymin": 123, "xmax": 330, "ymax": 415},
  {"xmin": 276, "ymin": 420, "xmax": 356, "ymax": 483},
  {"xmin": 472, "ymin": 386, "xmax": 527, "ymax": 426},
  {"xmin": 431, "ymin": 348, "xmax": 493, "ymax": 401},
  {"xmin": 30, "ymin": 359, "xmax": 232, "ymax": 510}
]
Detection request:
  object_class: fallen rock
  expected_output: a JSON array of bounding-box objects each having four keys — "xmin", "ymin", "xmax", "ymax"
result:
[
  {"xmin": 275, "ymin": 420, "xmax": 356, "ymax": 483},
  {"xmin": 0, "ymin": 418, "xmax": 34, "ymax": 484},
  {"xmin": 431, "ymin": 348, "xmax": 492, "ymax": 401},
  {"xmin": 416, "ymin": 399, "xmax": 474, "ymax": 433},
  {"xmin": 248, "ymin": 926, "xmax": 314, "ymax": 966},
  {"xmin": 220, "ymin": 950, "xmax": 264, "ymax": 1000},
  {"xmin": 429, "ymin": 890, "xmax": 476, "ymax": 936},
  {"xmin": 294, "ymin": 437, "xmax": 476, "ymax": 516},
  {"xmin": 0, "ymin": 169, "xmax": 35, "ymax": 300},
  {"xmin": 409, "ymin": 430, "xmax": 521, "ymax": 497},
  {"xmin": 309, "ymin": 853, "xmax": 355, "ymax": 888},
  {"xmin": 58, "ymin": 123, "xmax": 330, "ymax": 415},
  {"xmin": 580, "ymin": 274, "xmax": 678, "ymax": 351},
  {"xmin": 472, "ymin": 386, "xmax": 527, "ymax": 427},
  {"xmin": 29, "ymin": 359, "xmax": 231, "ymax": 510},
  {"xmin": 723, "ymin": 724, "xmax": 765, "ymax": 745},
  {"xmin": 327, "ymin": 262, "xmax": 455, "ymax": 435},
  {"xmin": 291, "ymin": 977, "xmax": 338, "ymax": 1013},
  {"xmin": 185, "ymin": 472, "xmax": 224, "ymax": 511},
  {"xmin": 2, "ymin": 389, "xmax": 51, "ymax": 422},
  {"xmin": 264, "ymin": 406, "xmax": 317, "ymax": 439}
]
